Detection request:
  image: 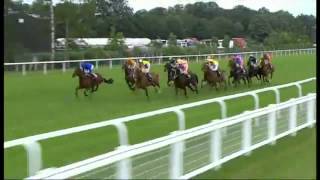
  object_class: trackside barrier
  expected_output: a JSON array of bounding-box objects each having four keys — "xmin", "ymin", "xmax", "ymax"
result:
[
  {"xmin": 4, "ymin": 48, "xmax": 316, "ymax": 75},
  {"xmin": 26, "ymin": 93, "xmax": 316, "ymax": 179},
  {"xmin": 4, "ymin": 77, "xmax": 316, "ymax": 176}
]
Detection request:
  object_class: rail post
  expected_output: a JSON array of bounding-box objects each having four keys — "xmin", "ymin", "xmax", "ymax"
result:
[
  {"xmin": 288, "ymin": 99, "xmax": 297, "ymax": 136},
  {"xmin": 267, "ymin": 104, "xmax": 276, "ymax": 145},
  {"xmin": 170, "ymin": 132, "xmax": 184, "ymax": 179},
  {"xmin": 249, "ymin": 93, "xmax": 260, "ymax": 126},
  {"xmin": 43, "ymin": 63, "xmax": 47, "ymax": 75},
  {"xmin": 242, "ymin": 113, "xmax": 252, "ymax": 156},
  {"xmin": 211, "ymin": 128, "xmax": 221, "ymax": 170},
  {"xmin": 62, "ymin": 63, "xmax": 66, "ymax": 72},
  {"xmin": 23, "ymin": 141, "xmax": 42, "ymax": 176},
  {"xmin": 217, "ymin": 100, "xmax": 227, "ymax": 135},
  {"xmin": 272, "ymin": 88, "xmax": 280, "ymax": 117},
  {"xmin": 307, "ymin": 94, "xmax": 315, "ymax": 128},
  {"xmin": 109, "ymin": 60, "xmax": 112, "ymax": 69},
  {"xmin": 96, "ymin": 61, "xmax": 99, "ymax": 69},
  {"xmin": 116, "ymin": 145, "xmax": 131, "ymax": 179},
  {"xmin": 174, "ymin": 109, "xmax": 186, "ymax": 130},
  {"xmin": 22, "ymin": 64, "xmax": 26, "ymax": 76},
  {"xmin": 113, "ymin": 122, "xmax": 129, "ymax": 146}
]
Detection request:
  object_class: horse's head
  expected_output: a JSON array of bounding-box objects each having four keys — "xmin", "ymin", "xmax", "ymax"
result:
[
  {"xmin": 72, "ymin": 67, "xmax": 84, "ymax": 78},
  {"xmin": 201, "ymin": 62, "xmax": 210, "ymax": 72}
]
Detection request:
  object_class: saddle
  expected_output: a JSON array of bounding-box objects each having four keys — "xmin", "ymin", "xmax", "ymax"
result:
[{"xmin": 86, "ymin": 73, "xmax": 98, "ymax": 80}]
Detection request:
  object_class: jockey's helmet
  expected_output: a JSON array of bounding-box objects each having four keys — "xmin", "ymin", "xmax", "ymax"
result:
[{"xmin": 138, "ymin": 59, "xmax": 143, "ymax": 63}]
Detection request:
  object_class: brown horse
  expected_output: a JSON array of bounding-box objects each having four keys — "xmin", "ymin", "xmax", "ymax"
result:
[
  {"xmin": 259, "ymin": 60, "xmax": 275, "ymax": 84},
  {"xmin": 228, "ymin": 59, "xmax": 250, "ymax": 87},
  {"xmin": 173, "ymin": 67, "xmax": 199, "ymax": 97},
  {"xmin": 122, "ymin": 61, "xmax": 136, "ymax": 90},
  {"xmin": 133, "ymin": 67, "xmax": 160, "ymax": 98},
  {"xmin": 201, "ymin": 63, "xmax": 227, "ymax": 90},
  {"xmin": 72, "ymin": 67, "xmax": 113, "ymax": 97}
]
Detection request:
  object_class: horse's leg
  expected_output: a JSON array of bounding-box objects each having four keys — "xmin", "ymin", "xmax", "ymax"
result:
[
  {"xmin": 95, "ymin": 84, "xmax": 99, "ymax": 91},
  {"xmin": 200, "ymin": 79, "xmax": 205, "ymax": 88},
  {"xmin": 91, "ymin": 82, "xmax": 96, "ymax": 92},
  {"xmin": 184, "ymin": 87, "xmax": 188, "ymax": 98},
  {"xmin": 84, "ymin": 89, "xmax": 89, "ymax": 96},
  {"xmin": 75, "ymin": 87, "xmax": 80, "ymax": 97},
  {"xmin": 144, "ymin": 88, "xmax": 149, "ymax": 98},
  {"xmin": 224, "ymin": 80, "xmax": 228, "ymax": 90},
  {"xmin": 228, "ymin": 75, "xmax": 232, "ymax": 86},
  {"xmin": 213, "ymin": 82, "xmax": 218, "ymax": 91}
]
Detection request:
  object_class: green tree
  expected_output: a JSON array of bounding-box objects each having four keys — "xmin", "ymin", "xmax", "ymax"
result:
[
  {"xmin": 105, "ymin": 26, "xmax": 126, "ymax": 52},
  {"xmin": 168, "ymin": 32, "xmax": 177, "ymax": 46}
]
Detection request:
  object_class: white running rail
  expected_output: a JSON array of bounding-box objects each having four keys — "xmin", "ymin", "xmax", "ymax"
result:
[
  {"xmin": 4, "ymin": 77, "xmax": 316, "ymax": 177},
  {"xmin": 4, "ymin": 48, "xmax": 316, "ymax": 75},
  {"xmin": 27, "ymin": 93, "xmax": 316, "ymax": 179}
]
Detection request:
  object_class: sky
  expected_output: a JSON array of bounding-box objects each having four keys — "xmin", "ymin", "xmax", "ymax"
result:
[{"xmin": 19, "ymin": 0, "xmax": 316, "ymax": 17}]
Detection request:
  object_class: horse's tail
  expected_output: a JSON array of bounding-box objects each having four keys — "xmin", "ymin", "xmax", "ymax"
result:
[{"xmin": 104, "ymin": 78, "xmax": 114, "ymax": 84}]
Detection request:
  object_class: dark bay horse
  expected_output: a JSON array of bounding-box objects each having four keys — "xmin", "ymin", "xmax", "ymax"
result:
[
  {"xmin": 247, "ymin": 61, "xmax": 261, "ymax": 83},
  {"xmin": 228, "ymin": 59, "xmax": 250, "ymax": 87},
  {"xmin": 201, "ymin": 62, "xmax": 227, "ymax": 91},
  {"xmin": 173, "ymin": 67, "xmax": 199, "ymax": 97},
  {"xmin": 72, "ymin": 67, "xmax": 113, "ymax": 96},
  {"xmin": 134, "ymin": 67, "xmax": 160, "ymax": 98},
  {"xmin": 122, "ymin": 61, "xmax": 136, "ymax": 90},
  {"xmin": 164, "ymin": 62, "xmax": 176, "ymax": 86}
]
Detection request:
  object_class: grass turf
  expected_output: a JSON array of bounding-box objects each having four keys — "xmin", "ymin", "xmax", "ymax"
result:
[
  {"xmin": 194, "ymin": 127, "xmax": 316, "ymax": 179},
  {"xmin": 4, "ymin": 54, "xmax": 316, "ymax": 178}
]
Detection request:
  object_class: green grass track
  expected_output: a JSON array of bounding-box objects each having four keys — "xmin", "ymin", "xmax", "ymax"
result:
[
  {"xmin": 4, "ymin": 54, "xmax": 316, "ymax": 178},
  {"xmin": 195, "ymin": 127, "xmax": 316, "ymax": 179}
]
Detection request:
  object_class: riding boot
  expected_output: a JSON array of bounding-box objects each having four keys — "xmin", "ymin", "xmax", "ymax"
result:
[
  {"xmin": 146, "ymin": 73, "xmax": 152, "ymax": 82},
  {"xmin": 217, "ymin": 71, "xmax": 221, "ymax": 77}
]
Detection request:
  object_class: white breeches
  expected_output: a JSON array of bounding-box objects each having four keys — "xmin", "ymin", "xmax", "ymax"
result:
[{"xmin": 209, "ymin": 64, "xmax": 219, "ymax": 71}]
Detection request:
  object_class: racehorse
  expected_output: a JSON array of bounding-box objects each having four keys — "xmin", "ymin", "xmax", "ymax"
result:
[
  {"xmin": 259, "ymin": 60, "xmax": 275, "ymax": 84},
  {"xmin": 122, "ymin": 61, "xmax": 136, "ymax": 90},
  {"xmin": 228, "ymin": 59, "xmax": 250, "ymax": 87},
  {"xmin": 247, "ymin": 61, "xmax": 261, "ymax": 82},
  {"xmin": 133, "ymin": 67, "xmax": 160, "ymax": 98},
  {"xmin": 72, "ymin": 67, "xmax": 113, "ymax": 97},
  {"xmin": 173, "ymin": 67, "xmax": 199, "ymax": 97},
  {"xmin": 201, "ymin": 62, "xmax": 227, "ymax": 91},
  {"xmin": 164, "ymin": 62, "xmax": 176, "ymax": 86}
]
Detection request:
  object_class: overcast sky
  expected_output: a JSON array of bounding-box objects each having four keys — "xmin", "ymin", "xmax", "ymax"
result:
[{"xmin": 19, "ymin": 0, "xmax": 316, "ymax": 17}]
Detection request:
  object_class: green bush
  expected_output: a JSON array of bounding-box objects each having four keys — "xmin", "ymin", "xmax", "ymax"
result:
[
  {"xmin": 84, "ymin": 48, "xmax": 107, "ymax": 59},
  {"xmin": 68, "ymin": 51, "xmax": 84, "ymax": 60}
]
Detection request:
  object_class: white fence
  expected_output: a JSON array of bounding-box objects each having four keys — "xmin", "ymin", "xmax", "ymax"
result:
[
  {"xmin": 4, "ymin": 48, "xmax": 316, "ymax": 75},
  {"xmin": 27, "ymin": 93, "xmax": 316, "ymax": 179},
  {"xmin": 4, "ymin": 77, "xmax": 316, "ymax": 177}
]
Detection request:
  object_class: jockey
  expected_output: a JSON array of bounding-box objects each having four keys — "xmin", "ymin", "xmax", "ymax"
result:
[
  {"xmin": 80, "ymin": 62, "xmax": 97, "ymax": 78},
  {"xmin": 234, "ymin": 54, "xmax": 245, "ymax": 73},
  {"xmin": 169, "ymin": 57, "xmax": 177, "ymax": 68},
  {"xmin": 248, "ymin": 55, "xmax": 258, "ymax": 68},
  {"xmin": 260, "ymin": 53, "xmax": 273, "ymax": 69},
  {"xmin": 176, "ymin": 58, "xmax": 190, "ymax": 78},
  {"xmin": 138, "ymin": 59, "xmax": 153, "ymax": 82},
  {"xmin": 207, "ymin": 58, "xmax": 221, "ymax": 77}
]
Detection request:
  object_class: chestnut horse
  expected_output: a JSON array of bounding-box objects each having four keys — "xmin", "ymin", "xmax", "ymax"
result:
[
  {"xmin": 72, "ymin": 67, "xmax": 113, "ymax": 97},
  {"xmin": 133, "ymin": 67, "xmax": 160, "ymax": 98},
  {"xmin": 201, "ymin": 62, "xmax": 227, "ymax": 90}
]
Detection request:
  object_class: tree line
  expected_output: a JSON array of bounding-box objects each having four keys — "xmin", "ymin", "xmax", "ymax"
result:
[{"xmin": 4, "ymin": 0, "xmax": 316, "ymax": 62}]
